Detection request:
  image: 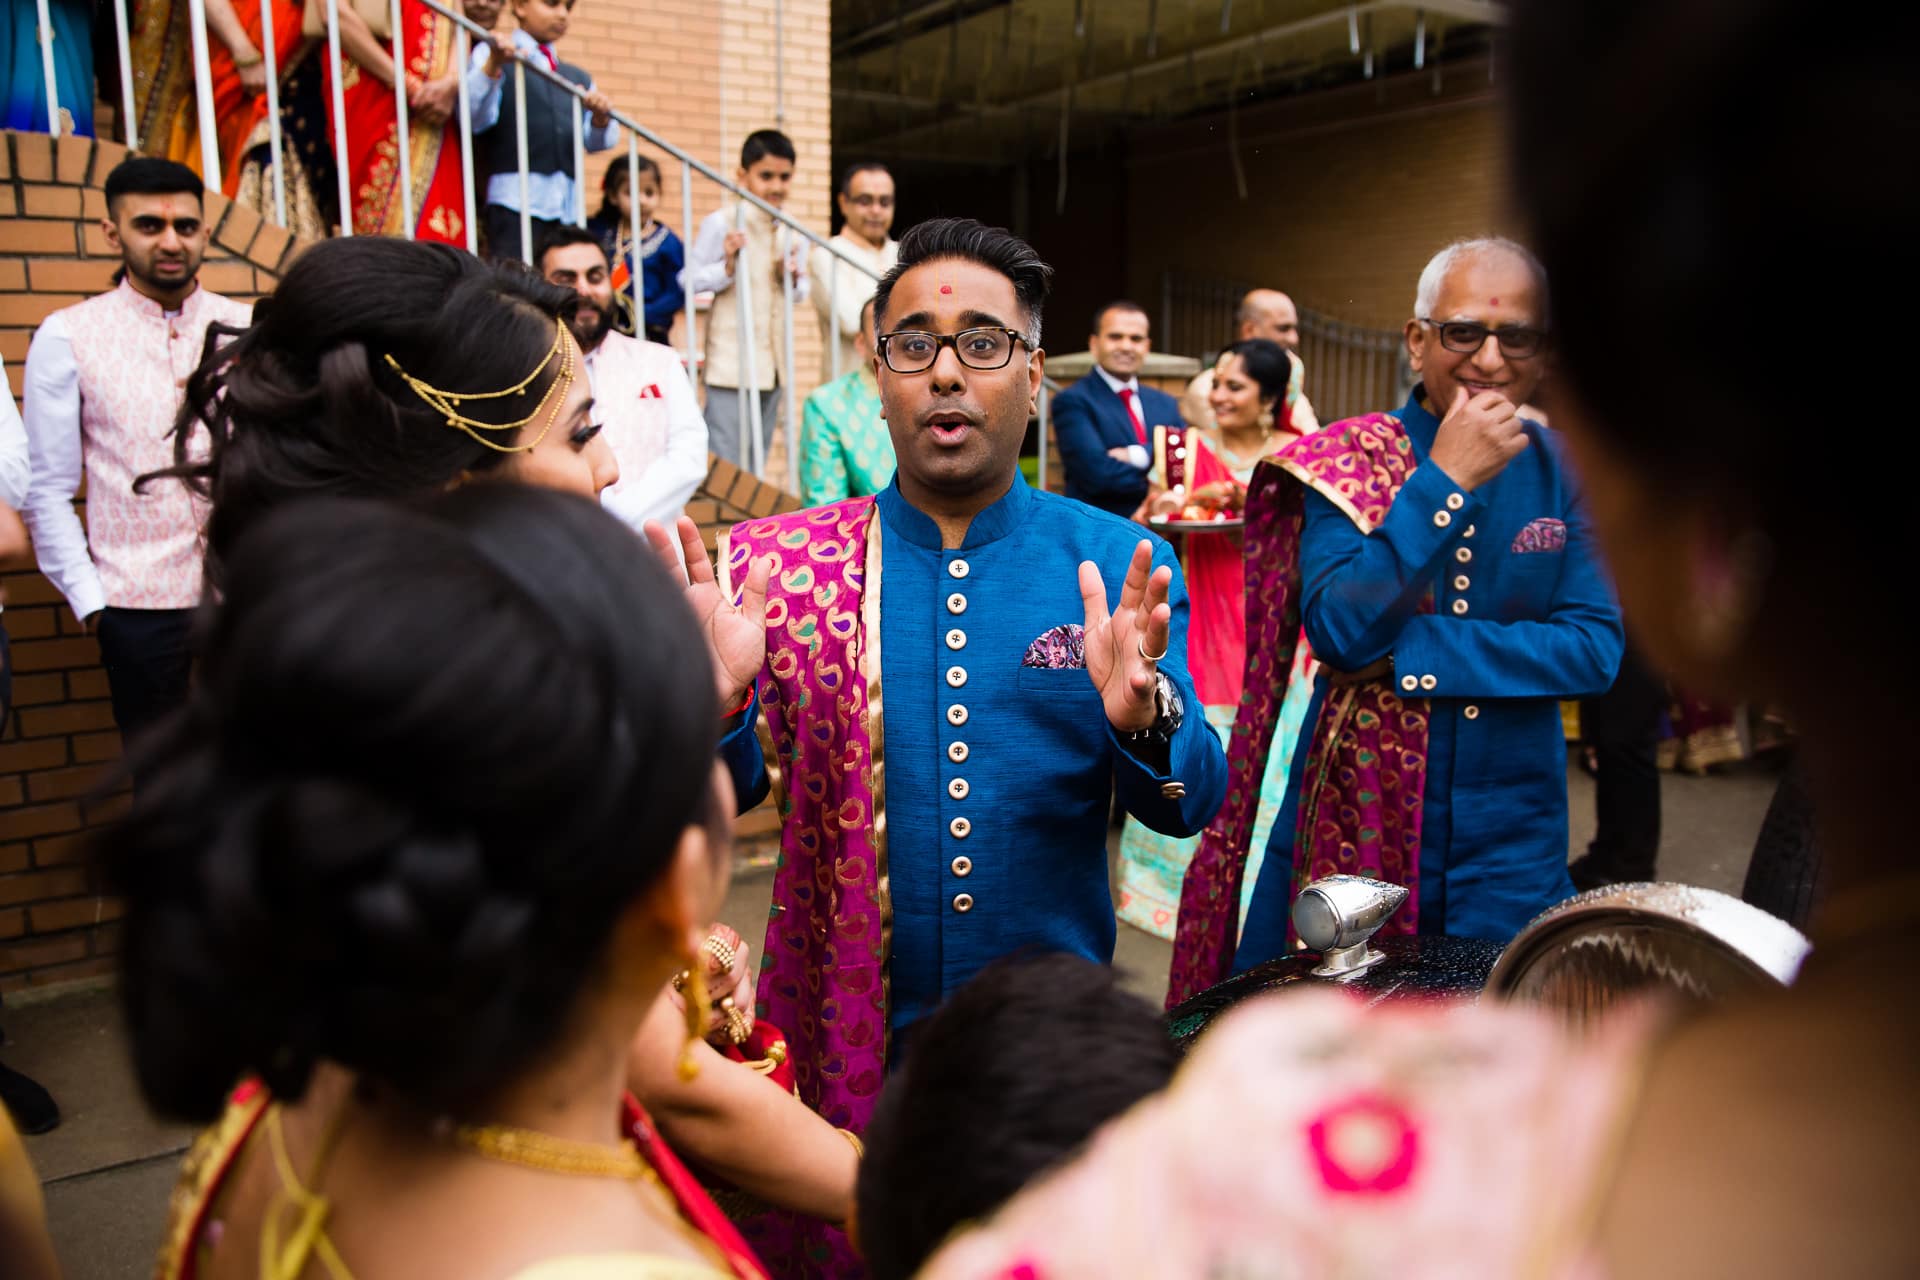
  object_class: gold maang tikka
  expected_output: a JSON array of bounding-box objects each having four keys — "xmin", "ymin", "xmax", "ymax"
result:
[{"xmin": 382, "ymin": 318, "xmax": 575, "ymax": 453}]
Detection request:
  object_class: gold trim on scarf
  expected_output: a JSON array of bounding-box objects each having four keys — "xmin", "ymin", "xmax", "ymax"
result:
[
  {"xmin": 860, "ymin": 513, "xmax": 892, "ymax": 1055},
  {"xmin": 1277, "ymin": 456, "xmax": 1377, "ymax": 536}
]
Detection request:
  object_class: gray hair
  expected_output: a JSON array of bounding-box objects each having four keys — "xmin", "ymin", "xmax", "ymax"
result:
[{"xmin": 1413, "ymin": 237, "xmax": 1550, "ymax": 321}]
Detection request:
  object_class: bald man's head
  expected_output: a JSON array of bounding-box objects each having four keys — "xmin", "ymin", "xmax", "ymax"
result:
[{"xmin": 1234, "ymin": 289, "xmax": 1300, "ymax": 350}]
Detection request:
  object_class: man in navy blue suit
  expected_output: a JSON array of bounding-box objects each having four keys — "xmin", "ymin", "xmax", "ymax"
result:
[{"xmin": 1053, "ymin": 301, "xmax": 1184, "ymax": 517}]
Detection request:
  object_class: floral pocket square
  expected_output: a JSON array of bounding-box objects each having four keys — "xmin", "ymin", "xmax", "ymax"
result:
[
  {"xmin": 1021, "ymin": 624, "xmax": 1087, "ymax": 669},
  {"xmin": 1511, "ymin": 517, "xmax": 1568, "ymax": 554}
]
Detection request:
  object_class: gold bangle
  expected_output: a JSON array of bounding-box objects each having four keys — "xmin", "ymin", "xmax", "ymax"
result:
[
  {"xmin": 836, "ymin": 1127, "xmax": 865, "ymax": 1161},
  {"xmin": 233, "ymin": 51, "xmax": 264, "ymax": 67}
]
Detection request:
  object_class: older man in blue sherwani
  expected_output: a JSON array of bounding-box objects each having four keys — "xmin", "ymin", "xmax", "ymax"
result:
[{"xmin": 1235, "ymin": 237, "xmax": 1623, "ymax": 959}]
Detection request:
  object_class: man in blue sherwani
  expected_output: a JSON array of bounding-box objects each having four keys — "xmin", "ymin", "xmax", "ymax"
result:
[
  {"xmin": 1235, "ymin": 237, "xmax": 1623, "ymax": 959},
  {"xmin": 1052, "ymin": 301, "xmax": 1185, "ymax": 517},
  {"xmin": 672, "ymin": 221, "xmax": 1227, "ymax": 1050}
]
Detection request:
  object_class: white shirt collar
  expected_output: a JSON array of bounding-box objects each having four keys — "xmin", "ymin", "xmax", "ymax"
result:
[{"xmin": 1093, "ymin": 365, "xmax": 1139, "ymax": 397}]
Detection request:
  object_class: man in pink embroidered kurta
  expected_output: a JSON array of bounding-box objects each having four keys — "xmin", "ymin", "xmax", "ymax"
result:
[{"xmin": 21, "ymin": 158, "xmax": 251, "ymax": 755}]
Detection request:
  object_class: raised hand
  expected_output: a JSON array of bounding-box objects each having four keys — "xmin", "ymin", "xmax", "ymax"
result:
[
  {"xmin": 1428, "ymin": 383, "xmax": 1530, "ymax": 491},
  {"xmin": 1079, "ymin": 539, "xmax": 1173, "ymax": 733},
  {"xmin": 643, "ymin": 516, "xmax": 771, "ymax": 706}
]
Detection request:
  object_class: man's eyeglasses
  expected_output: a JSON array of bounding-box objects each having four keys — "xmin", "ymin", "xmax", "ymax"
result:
[
  {"xmin": 1419, "ymin": 318, "xmax": 1548, "ymax": 359},
  {"xmin": 846, "ymin": 194, "xmax": 894, "ymax": 209},
  {"xmin": 877, "ymin": 328, "xmax": 1032, "ymax": 374}
]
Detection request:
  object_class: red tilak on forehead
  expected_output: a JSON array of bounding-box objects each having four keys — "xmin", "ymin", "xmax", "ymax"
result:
[
  {"xmin": 939, "ymin": 284, "xmax": 953, "ymax": 295},
  {"xmin": 1490, "ymin": 297, "xmax": 1500, "ymax": 305}
]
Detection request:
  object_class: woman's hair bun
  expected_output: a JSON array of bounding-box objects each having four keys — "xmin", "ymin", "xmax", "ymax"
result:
[{"xmin": 103, "ymin": 489, "xmax": 718, "ymax": 1122}]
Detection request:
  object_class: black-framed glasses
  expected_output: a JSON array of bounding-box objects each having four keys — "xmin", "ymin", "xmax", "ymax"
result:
[
  {"xmin": 1419, "ymin": 318, "xmax": 1548, "ymax": 359},
  {"xmin": 877, "ymin": 327, "xmax": 1032, "ymax": 374}
]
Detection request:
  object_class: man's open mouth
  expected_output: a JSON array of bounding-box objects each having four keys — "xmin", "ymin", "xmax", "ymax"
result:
[{"xmin": 925, "ymin": 412, "xmax": 975, "ymax": 445}]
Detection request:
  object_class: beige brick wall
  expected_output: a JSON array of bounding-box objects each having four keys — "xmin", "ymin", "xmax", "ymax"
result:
[
  {"xmin": 1126, "ymin": 59, "xmax": 1516, "ymax": 332},
  {"xmin": 565, "ymin": 0, "xmax": 835, "ymax": 485}
]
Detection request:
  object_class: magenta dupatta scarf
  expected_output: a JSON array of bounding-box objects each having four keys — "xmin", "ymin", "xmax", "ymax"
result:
[
  {"xmin": 1168, "ymin": 414, "xmax": 1432, "ymax": 1006},
  {"xmin": 722, "ymin": 497, "xmax": 886, "ymax": 1278}
]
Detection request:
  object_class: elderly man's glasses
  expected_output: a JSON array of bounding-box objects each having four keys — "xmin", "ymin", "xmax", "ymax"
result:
[
  {"xmin": 846, "ymin": 194, "xmax": 894, "ymax": 209},
  {"xmin": 1420, "ymin": 319, "xmax": 1548, "ymax": 359},
  {"xmin": 877, "ymin": 328, "xmax": 1032, "ymax": 374}
]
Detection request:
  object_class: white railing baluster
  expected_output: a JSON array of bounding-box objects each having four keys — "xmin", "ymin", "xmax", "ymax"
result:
[
  {"xmin": 34, "ymin": 0, "xmax": 61, "ymax": 136},
  {"xmin": 780, "ymin": 222, "xmax": 798, "ymax": 494},
  {"xmin": 513, "ymin": 59, "xmax": 531, "ymax": 260},
  {"xmin": 260, "ymin": 0, "xmax": 287, "ymax": 225},
  {"xmin": 326, "ymin": 0, "xmax": 353, "ymax": 233},
  {"xmin": 570, "ymin": 98, "xmax": 585, "ymax": 227},
  {"xmin": 455, "ymin": 27, "xmax": 477, "ymax": 252},
  {"xmin": 734, "ymin": 201, "xmax": 763, "ymax": 479},
  {"xmin": 113, "ymin": 0, "xmax": 137, "ymax": 147},
  {"xmin": 626, "ymin": 131, "xmax": 643, "ymax": 332},
  {"xmin": 681, "ymin": 158, "xmax": 696, "ymax": 376},
  {"xmin": 827, "ymin": 252, "xmax": 840, "ymax": 383},
  {"xmin": 185, "ymin": 0, "xmax": 222, "ymax": 183},
  {"xmin": 389, "ymin": 0, "xmax": 413, "ymax": 237}
]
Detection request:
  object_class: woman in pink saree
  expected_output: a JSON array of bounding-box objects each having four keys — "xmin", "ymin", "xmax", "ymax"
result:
[{"xmin": 1115, "ymin": 339, "xmax": 1316, "ymax": 941}]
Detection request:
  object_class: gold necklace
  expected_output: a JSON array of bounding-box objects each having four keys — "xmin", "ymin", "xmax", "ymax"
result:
[{"xmin": 448, "ymin": 1120, "xmax": 650, "ymax": 1181}]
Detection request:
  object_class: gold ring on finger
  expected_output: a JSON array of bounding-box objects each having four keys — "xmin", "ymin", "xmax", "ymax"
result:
[
  {"xmin": 1137, "ymin": 637, "xmax": 1170, "ymax": 664},
  {"xmin": 702, "ymin": 935, "xmax": 737, "ymax": 974}
]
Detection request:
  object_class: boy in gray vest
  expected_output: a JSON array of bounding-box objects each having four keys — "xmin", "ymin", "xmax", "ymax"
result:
[
  {"xmin": 467, "ymin": 0, "xmax": 616, "ymax": 263},
  {"xmin": 681, "ymin": 129, "xmax": 810, "ymax": 470}
]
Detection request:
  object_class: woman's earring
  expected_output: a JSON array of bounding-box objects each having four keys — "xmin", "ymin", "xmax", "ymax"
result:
[
  {"xmin": 677, "ymin": 965, "xmax": 711, "ymax": 1082},
  {"xmin": 1258, "ymin": 409, "xmax": 1276, "ymax": 432}
]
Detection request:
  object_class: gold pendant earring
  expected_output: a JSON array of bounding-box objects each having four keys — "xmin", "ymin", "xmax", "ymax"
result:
[{"xmin": 677, "ymin": 965, "xmax": 711, "ymax": 1082}]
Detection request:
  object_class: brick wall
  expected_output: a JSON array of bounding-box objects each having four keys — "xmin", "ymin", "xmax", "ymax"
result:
[
  {"xmin": 0, "ymin": 126, "xmax": 805, "ymax": 990},
  {"xmin": 569, "ymin": 0, "xmax": 836, "ymax": 484},
  {"xmin": 0, "ymin": 131, "xmax": 301, "ymax": 994},
  {"xmin": 1126, "ymin": 58, "xmax": 1515, "ymax": 332}
]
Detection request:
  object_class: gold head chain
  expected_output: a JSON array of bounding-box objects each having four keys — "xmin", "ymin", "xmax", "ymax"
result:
[{"xmin": 381, "ymin": 318, "xmax": 575, "ymax": 453}]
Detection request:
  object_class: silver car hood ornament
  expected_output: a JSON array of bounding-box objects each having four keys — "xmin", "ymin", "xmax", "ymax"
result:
[{"xmin": 1291, "ymin": 875, "xmax": 1411, "ymax": 978}]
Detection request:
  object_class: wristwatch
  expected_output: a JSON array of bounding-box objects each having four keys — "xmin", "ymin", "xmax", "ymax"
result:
[{"xmin": 1120, "ymin": 671, "xmax": 1186, "ymax": 747}]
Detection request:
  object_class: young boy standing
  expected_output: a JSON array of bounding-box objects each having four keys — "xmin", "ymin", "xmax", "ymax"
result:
[
  {"xmin": 680, "ymin": 129, "xmax": 808, "ymax": 470},
  {"xmin": 466, "ymin": 0, "xmax": 616, "ymax": 263}
]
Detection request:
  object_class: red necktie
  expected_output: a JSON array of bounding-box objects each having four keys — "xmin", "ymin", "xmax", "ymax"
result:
[
  {"xmin": 1117, "ymin": 386, "xmax": 1147, "ymax": 446},
  {"xmin": 538, "ymin": 43, "xmax": 558, "ymax": 71}
]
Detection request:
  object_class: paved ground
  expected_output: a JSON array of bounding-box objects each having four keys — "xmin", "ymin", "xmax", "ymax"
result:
[{"xmin": 5, "ymin": 760, "xmax": 1782, "ymax": 1277}]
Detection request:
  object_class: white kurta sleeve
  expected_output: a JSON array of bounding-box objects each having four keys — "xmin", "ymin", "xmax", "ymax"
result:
[{"xmin": 21, "ymin": 315, "xmax": 106, "ymax": 620}]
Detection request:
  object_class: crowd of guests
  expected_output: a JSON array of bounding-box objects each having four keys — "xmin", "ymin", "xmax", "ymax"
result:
[
  {"xmin": 6, "ymin": 0, "xmax": 905, "ymax": 485},
  {"xmin": 4, "ymin": 0, "xmax": 1918, "ymax": 1275}
]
